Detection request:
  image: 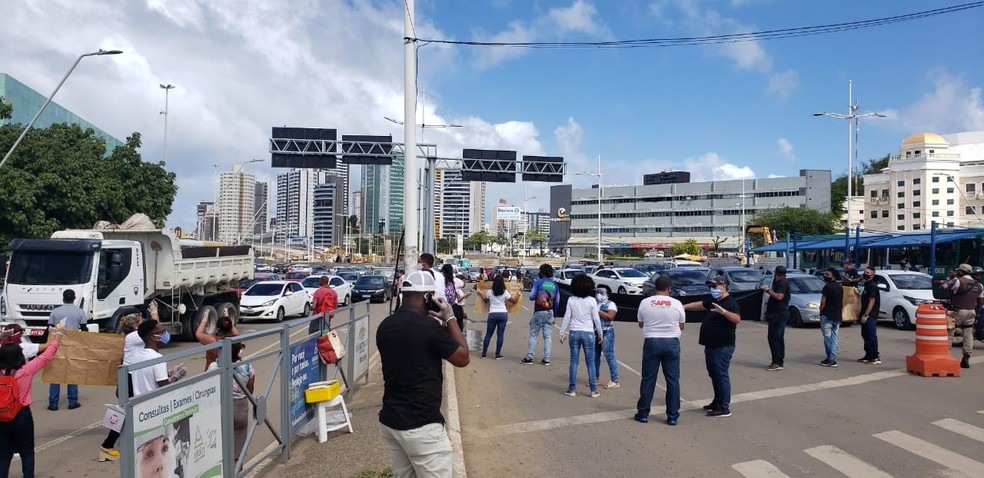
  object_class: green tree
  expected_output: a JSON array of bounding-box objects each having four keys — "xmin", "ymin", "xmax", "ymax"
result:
[
  {"xmin": 750, "ymin": 206, "xmax": 840, "ymax": 240},
  {"xmin": 830, "ymin": 154, "xmax": 892, "ymax": 215},
  {"xmin": 464, "ymin": 231, "xmax": 492, "ymax": 251},
  {"xmin": 0, "ymin": 124, "xmax": 177, "ymax": 248},
  {"xmin": 524, "ymin": 229, "xmax": 547, "ymax": 249},
  {"xmin": 348, "ymin": 215, "xmax": 360, "ymax": 234},
  {"xmin": 669, "ymin": 239, "xmax": 702, "ymax": 257},
  {"xmin": 0, "ymin": 97, "xmax": 12, "ymax": 120}
]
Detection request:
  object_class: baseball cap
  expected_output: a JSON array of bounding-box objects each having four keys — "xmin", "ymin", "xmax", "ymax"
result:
[
  {"xmin": 706, "ymin": 276, "xmax": 727, "ymax": 286},
  {"xmin": 402, "ymin": 270, "xmax": 437, "ymax": 292},
  {"xmin": 957, "ymin": 263, "xmax": 972, "ymax": 273},
  {"xmin": 774, "ymin": 266, "xmax": 787, "ymax": 275},
  {"xmin": 841, "ymin": 259, "xmax": 853, "ymax": 265}
]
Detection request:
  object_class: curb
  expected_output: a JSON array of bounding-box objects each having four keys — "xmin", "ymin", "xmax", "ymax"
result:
[{"xmin": 443, "ymin": 360, "xmax": 467, "ymax": 478}]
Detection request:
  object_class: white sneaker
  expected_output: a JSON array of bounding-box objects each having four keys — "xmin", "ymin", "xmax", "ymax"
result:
[
  {"xmin": 564, "ymin": 389, "xmax": 576, "ymax": 397},
  {"xmin": 604, "ymin": 381, "xmax": 620, "ymax": 389},
  {"xmin": 590, "ymin": 390, "xmax": 601, "ymax": 398}
]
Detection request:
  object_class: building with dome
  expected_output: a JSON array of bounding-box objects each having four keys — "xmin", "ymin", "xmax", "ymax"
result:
[{"xmin": 862, "ymin": 131, "xmax": 984, "ymax": 231}]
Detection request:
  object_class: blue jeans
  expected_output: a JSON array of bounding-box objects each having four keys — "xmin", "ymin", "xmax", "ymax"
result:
[
  {"xmin": 525, "ymin": 310, "xmax": 553, "ymax": 361},
  {"xmin": 568, "ymin": 331, "xmax": 597, "ymax": 393},
  {"xmin": 593, "ymin": 326, "xmax": 619, "ymax": 383},
  {"xmin": 637, "ymin": 338, "xmax": 681, "ymax": 420},
  {"xmin": 821, "ymin": 316, "xmax": 841, "ymax": 362},
  {"xmin": 49, "ymin": 383, "xmax": 79, "ymax": 407},
  {"xmin": 0, "ymin": 406, "xmax": 34, "ymax": 478},
  {"xmin": 704, "ymin": 344, "xmax": 735, "ymax": 411},
  {"xmin": 483, "ymin": 312, "xmax": 508, "ymax": 357},
  {"xmin": 861, "ymin": 313, "xmax": 879, "ymax": 358}
]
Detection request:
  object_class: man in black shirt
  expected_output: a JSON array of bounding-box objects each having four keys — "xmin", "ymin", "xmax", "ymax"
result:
[
  {"xmin": 858, "ymin": 267, "xmax": 881, "ymax": 364},
  {"xmin": 684, "ymin": 276, "xmax": 741, "ymax": 418},
  {"xmin": 377, "ymin": 271, "xmax": 470, "ymax": 477},
  {"xmin": 841, "ymin": 260, "xmax": 861, "ymax": 287},
  {"xmin": 762, "ymin": 266, "xmax": 790, "ymax": 371},
  {"xmin": 819, "ymin": 268, "xmax": 844, "ymax": 367}
]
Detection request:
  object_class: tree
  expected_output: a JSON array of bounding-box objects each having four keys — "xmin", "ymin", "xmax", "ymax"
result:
[
  {"xmin": 750, "ymin": 206, "xmax": 840, "ymax": 240},
  {"xmin": 830, "ymin": 154, "xmax": 892, "ymax": 216},
  {"xmin": 0, "ymin": 97, "xmax": 11, "ymax": 120},
  {"xmin": 464, "ymin": 231, "xmax": 492, "ymax": 251},
  {"xmin": 0, "ymin": 123, "xmax": 178, "ymax": 248},
  {"xmin": 524, "ymin": 229, "xmax": 547, "ymax": 250},
  {"xmin": 348, "ymin": 215, "xmax": 360, "ymax": 234},
  {"xmin": 669, "ymin": 239, "xmax": 702, "ymax": 257},
  {"xmin": 711, "ymin": 236, "xmax": 728, "ymax": 252}
]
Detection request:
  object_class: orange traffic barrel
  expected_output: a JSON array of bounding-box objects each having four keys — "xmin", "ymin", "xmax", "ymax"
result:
[{"xmin": 906, "ymin": 303, "xmax": 960, "ymax": 377}]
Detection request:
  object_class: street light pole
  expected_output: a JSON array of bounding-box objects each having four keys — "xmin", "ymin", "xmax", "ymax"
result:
[
  {"xmin": 159, "ymin": 84, "xmax": 174, "ymax": 164},
  {"xmin": 575, "ymin": 154, "xmax": 604, "ymax": 261},
  {"xmin": 403, "ymin": 0, "xmax": 419, "ymax": 274},
  {"xmin": 0, "ymin": 49, "xmax": 122, "ymax": 171}
]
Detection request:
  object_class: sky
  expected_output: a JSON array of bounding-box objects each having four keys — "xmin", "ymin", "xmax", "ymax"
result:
[{"xmin": 1, "ymin": 0, "xmax": 983, "ymax": 231}]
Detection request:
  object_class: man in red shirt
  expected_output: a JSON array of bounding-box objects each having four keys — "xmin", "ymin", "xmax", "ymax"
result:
[{"xmin": 310, "ymin": 276, "xmax": 338, "ymax": 334}]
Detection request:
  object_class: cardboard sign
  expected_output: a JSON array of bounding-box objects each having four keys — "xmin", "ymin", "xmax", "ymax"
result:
[
  {"xmin": 41, "ymin": 330, "xmax": 124, "ymax": 387},
  {"xmin": 472, "ymin": 280, "xmax": 524, "ymax": 314},
  {"xmin": 842, "ymin": 286, "xmax": 861, "ymax": 322}
]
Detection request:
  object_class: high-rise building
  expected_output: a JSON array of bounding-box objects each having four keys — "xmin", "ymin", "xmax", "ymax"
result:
[
  {"xmin": 253, "ymin": 182, "xmax": 268, "ymax": 235},
  {"xmin": 436, "ymin": 169, "xmax": 485, "ymax": 239},
  {"xmin": 276, "ymin": 169, "xmax": 317, "ymax": 244},
  {"xmin": 217, "ymin": 165, "xmax": 256, "ymax": 244},
  {"xmin": 312, "ymin": 175, "xmax": 345, "ymax": 249},
  {"xmin": 322, "ymin": 162, "xmax": 350, "ymax": 220},
  {"xmin": 352, "ymin": 190, "xmax": 363, "ymax": 228},
  {"xmin": 361, "ymin": 154, "xmax": 405, "ymax": 236},
  {"xmin": 524, "ymin": 211, "xmax": 551, "ymax": 237},
  {"xmin": 196, "ymin": 201, "xmax": 216, "ymax": 241},
  {"xmin": 0, "ymin": 73, "xmax": 123, "ymax": 155}
]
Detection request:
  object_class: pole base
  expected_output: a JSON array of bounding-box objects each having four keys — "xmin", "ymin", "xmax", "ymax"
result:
[{"xmin": 906, "ymin": 354, "xmax": 961, "ymax": 377}]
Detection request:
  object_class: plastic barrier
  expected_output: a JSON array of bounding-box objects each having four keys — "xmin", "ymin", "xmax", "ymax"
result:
[{"xmin": 906, "ymin": 303, "xmax": 961, "ymax": 377}]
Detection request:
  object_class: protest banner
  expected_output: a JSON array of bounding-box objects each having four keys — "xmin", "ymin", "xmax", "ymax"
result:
[
  {"xmin": 42, "ymin": 330, "xmax": 124, "ymax": 386},
  {"xmin": 471, "ymin": 280, "xmax": 524, "ymax": 314}
]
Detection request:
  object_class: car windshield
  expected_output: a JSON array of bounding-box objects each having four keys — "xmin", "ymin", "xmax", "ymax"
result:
[
  {"xmin": 285, "ymin": 272, "xmax": 307, "ymax": 279},
  {"xmin": 301, "ymin": 277, "xmax": 322, "ymax": 288},
  {"xmin": 356, "ymin": 276, "xmax": 386, "ymax": 287},
  {"xmin": 787, "ymin": 277, "xmax": 825, "ymax": 294},
  {"xmin": 7, "ymin": 251, "xmax": 94, "ymax": 285},
  {"xmin": 245, "ymin": 283, "xmax": 284, "ymax": 296},
  {"xmin": 616, "ymin": 269, "xmax": 646, "ymax": 278},
  {"xmin": 340, "ymin": 272, "xmax": 360, "ymax": 282},
  {"xmin": 728, "ymin": 270, "xmax": 765, "ymax": 283},
  {"xmin": 665, "ymin": 270, "xmax": 708, "ymax": 286},
  {"xmin": 891, "ymin": 274, "xmax": 932, "ymax": 290}
]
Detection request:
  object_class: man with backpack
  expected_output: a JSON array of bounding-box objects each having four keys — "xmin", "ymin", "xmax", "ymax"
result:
[
  {"xmin": 943, "ymin": 263, "xmax": 979, "ymax": 368},
  {"xmin": 521, "ymin": 264, "xmax": 560, "ymax": 365}
]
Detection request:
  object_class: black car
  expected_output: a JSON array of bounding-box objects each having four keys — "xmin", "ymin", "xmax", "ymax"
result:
[
  {"xmin": 520, "ymin": 266, "xmax": 538, "ymax": 290},
  {"xmin": 634, "ymin": 263, "xmax": 665, "ymax": 277},
  {"xmin": 642, "ymin": 268, "xmax": 711, "ymax": 297},
  {"xmin": 352, "ymin": 275, "xmax": 392, "ymax": 303},
  {"xmin": 706, "ymin": 267, "xmax": 766, "ymax": 292}
]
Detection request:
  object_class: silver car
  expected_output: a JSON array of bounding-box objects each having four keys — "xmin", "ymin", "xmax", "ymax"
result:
[{"xmin": 758, "ymin": 273, "xmax": 825, "ymax": 327}]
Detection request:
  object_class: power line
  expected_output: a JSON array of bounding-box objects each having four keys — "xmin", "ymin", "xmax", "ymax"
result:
[{"xmin": 417, "ymin": 2, "xmax": 983, "ymax": 49}]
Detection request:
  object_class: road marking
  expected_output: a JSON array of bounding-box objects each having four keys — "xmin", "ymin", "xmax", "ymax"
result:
[
  {"xmin": 247, "ymin": 325, "xmax": 314, "ymax": 358},
  {"xmin": 474, "ymin": 408, "xmax": 637, "ymax": 439},
  {"xmin": 36, "ymin": 420, "xmax": 103, "ymax": 452},
  {"xmin": 874, "ymin": 430, "xmax": 984, "ymax": 477},
  {"xmin": 729, "ymin": 368, "xmax": 908, "ymax": 405},
  {"xmin": 732, "ymin": 460, "xmax": 790, "ymax": 477},
  {"xmin": 933, "ymin": 418, "xmax": 984, "ymax": 443},
  {"xmin": 804, "ymin": 445, "xmax": 892, "ymax": 478}
]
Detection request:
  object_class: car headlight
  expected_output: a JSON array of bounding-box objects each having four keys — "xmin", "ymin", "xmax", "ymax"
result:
[
  {"xmin": 261, "ymin": 299, "xmax": 276, "ymax": 307},
  {"xmin": 904, "ymin": 296, "xmax": 934, "ymax": 306},
  {"xmin": 677, "ymin": 290, "xmax": 687, "ymax": 296},
  {"xmin": 806, "ymin": 302, "xmax": 820, "ymax": 309}
]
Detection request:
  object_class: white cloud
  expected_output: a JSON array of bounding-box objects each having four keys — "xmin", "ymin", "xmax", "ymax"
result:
[
  {"xmin": 682, "ymin": 152, "xmax": 755, "ymax": 181},
  {"xmin": 472, "ymin": 21, "xmax": 535, "ymax": 70},
  {"xmin": 776, "ymin": 138, "xmax": 795, "ymax": 161},
  {"xmin": 548, "ymin": 0, "xmax": 604, "ymax": 36},
  {"xmin": 767, "ymin": 70, "xmax": 800, "ymax": 99},
  {"xmin": 881, "ymin": 69, "xmax": 984, "ymax": 134}
]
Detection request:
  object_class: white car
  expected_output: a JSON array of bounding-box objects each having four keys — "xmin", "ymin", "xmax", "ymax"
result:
[
  {"xmin": 591, "ymin": 268, "xmax": 649, "ymax": 295},
  {"xmin": 239, "ymin": 280, "xmax": 311, "ymax": 322},
  {"xmin": 555, "ymin": 268, "xmax": 585, "ymax": 286},
  {"xmin": 872, "ymin": 270, "xmax": 936, "ymax": 330},
  {"xmin": 301, "ymin": 274, "xmax": 353, "ymax": 307}
]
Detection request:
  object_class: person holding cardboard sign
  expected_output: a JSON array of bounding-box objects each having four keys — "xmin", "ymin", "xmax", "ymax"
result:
[{"xmin": 478, "ymin": 275, "xmax": 520, "ymax": 359}]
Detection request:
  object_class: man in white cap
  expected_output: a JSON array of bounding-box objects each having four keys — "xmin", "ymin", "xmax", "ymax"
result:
[{"xmin": 376, "ymin": 271, "xmax": 469, "ymax": 477}]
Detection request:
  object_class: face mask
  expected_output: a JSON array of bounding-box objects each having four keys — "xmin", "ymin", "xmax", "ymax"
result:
[
  {"xmin": 823, "ymin": 276, "xmax": 833, "ymax": 282},
  {"xmin": 596, "ymin": 293, "xmax": 607, "ymax": 303},
  {"xmin": 864, "ymin": 274, "xmax": 874, "ymax": 281},
  {"xmin": 709, "ymin": 288, "xmax": 723, "ymax": 299},
  {"xmin": 159, "ymin": 330, "xmax": 171, "ymax": 345}
]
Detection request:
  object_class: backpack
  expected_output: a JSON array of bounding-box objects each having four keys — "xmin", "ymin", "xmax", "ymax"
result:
[{"xmin": 0, "ymin": 374, "xmax": 22, "ymax": 422}]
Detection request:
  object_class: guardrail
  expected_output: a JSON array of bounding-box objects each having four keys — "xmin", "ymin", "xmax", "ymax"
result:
[{"xmin": 116, "ymin": 301, "xmax": 372, "ymax": 478}]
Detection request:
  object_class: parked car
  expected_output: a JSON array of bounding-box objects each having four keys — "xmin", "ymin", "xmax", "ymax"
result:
[
  {"xmin": 291, "ymin": 264, "xmax": 313, "ymax": 274},
  {"xmin": 872, "ymin": 270, "xmax": 936, "ymax": 330},
  {"xmin": 272, "ymin": 263, "xmax": 288, "ymax": 273},
  {"xmin": 284, "ymin": 271, "xmax": 310, "ymax": 282},
  {"xmin": 352, "ymin": 275, "xmax": 392, "ymax": 303},
  {"xmin": 642, "ymin": 268, "xmax": 711, "ymax": 297},
  {"xmin": 338, "ymin": 271, "xmax": 361, "ymax": 286},
  {"xmin": 235, "ymin": 274, "xmax": 281, "ymax": 297},
  {"xmin": 555, "ymin": 268, "xmax": 585, "ymax": 286},
  {"xmin": 520, "ymin": 266, "xmax": 538, "ymax": 290},
  {"xmin": 661, "ymin": 260, "xmax": 704, "ymax": 269},
  {"xmin": 592, "ymin": 267, "xmax": 649, "ymax": 295},
  {"xmin": 466, "ymin": 267, "xmax": 482, "ymax": 282},
  {"xmin": 255, "ymin": 263, "xmax": 274, "ymax": 273},
  {"xmin": 756, "ymin": 273, "xmax": 825, "ymax": 327},
  {"xmin": 633, "ymin": 263, "xmax": 665, "ymax": 277},
  {"xmin": 300, "ymin": 274, "xmax": 353, "ymax": 307},
  {"xmin": 707, "ymin": 267, "xmax": 766, "ymax": 292},
  {"xmin": 239, "ymin": 281, "xmax": 311, "ymax": 322}
]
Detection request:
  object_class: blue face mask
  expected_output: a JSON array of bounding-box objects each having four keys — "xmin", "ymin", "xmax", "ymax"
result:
[
  {"xmin": 709, "ymin": 288, "xmax": 723, "ymax": 299},
  {"xmin": 159, "ymin": 330, "xmax": 171, "ymax": 345}
]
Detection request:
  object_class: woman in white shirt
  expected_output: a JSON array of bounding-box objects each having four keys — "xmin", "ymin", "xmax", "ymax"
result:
[
  {"xmin": 478, "ymin": 275, "xmax": 519, "ymax": 359},
  {"xmin": 559, "ymin": 274, "xmax": 604, "ymax": 398}
]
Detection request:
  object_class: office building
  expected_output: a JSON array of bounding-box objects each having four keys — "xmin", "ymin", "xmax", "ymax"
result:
[
  {"xmin": 323, "ymin": 162, "xmax": 350, "ymax": 220},
  {"xmin": 312, "ymin": 175, "xmax": 345, "ymax": 249},
  {"xmin": 361, "ymin": 155, "xmax": 405, "ymax": 236},
  {"xmin": 863, "ymin": 131, "xmax": 984, "ymax": 231},
  {"xmin": 436, "ymin": 169, "xmax": 486, "ymax": 239},
  {"xmin": 524, "ymin": 211, "xmax": 551, "ymax": 237},
  {"xmin": 216, "ymin": 165, "xmax": 256, "ymax": 244},
  {"xmin": 253, "ymin": 182, "xmax": 268, "ymax": 235},
  {"xmin": 276, "ymin": 169, "xmax": 317, "ymax": 244},
  {"xmin": 643, "ymin": 171, "xmax": 691, "ymax": 185},
  {"xmin": 196, "ymin": 201, "xmax": 216, "ymax": 241},
  {"xmin": 352, "ymin": 190, "xmax": 363, "ymax": 228},
  {"xmin": 550, "ymin": 169, "xmax": 831, "ymax": 255},
  {"xmin": 1, "ymin": 73, "xmax": 124, "ymax": 155}
]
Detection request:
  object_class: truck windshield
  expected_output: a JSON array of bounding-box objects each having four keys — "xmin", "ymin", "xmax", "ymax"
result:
[{"xmin": 7, "ymin": 251, "xmax": 94, "ymax": 285}]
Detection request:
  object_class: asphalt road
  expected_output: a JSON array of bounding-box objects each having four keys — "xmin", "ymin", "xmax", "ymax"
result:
[
  {"xmin": 20, "ymin": 299, "xmax": 388, "ymax": 478},
  {"xmin": 456, "ymin": 303, "xmax": 984, "ymax": 478}
]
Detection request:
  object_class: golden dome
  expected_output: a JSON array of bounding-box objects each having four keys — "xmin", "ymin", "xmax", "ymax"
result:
[{"xmin": 902, "ymin": 132, "xmax": 947, "ymax": 146}]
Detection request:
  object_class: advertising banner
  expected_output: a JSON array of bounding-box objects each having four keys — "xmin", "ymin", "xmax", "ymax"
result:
[
  {"xmin": 42, "ymin": 330, "xmax": 124, "ymax": 386},
  {"xmin": 353, "ymin": 316, "xmax": 370, "ymax": 379},
  {"xmin": 495, "ymin": 206, "xmax": 521, "ymax": 221},
  {"xmin": 131, "ymin": 375, "xmax": 223, "ymax": 478},
  {"xmin": 289, "ymin": 335, "xmax": 322, "ymax": 434}
]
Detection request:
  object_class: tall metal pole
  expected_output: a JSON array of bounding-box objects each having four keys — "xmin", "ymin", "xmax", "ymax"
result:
[
  {"xmin": 740, "ymin": 179, "xmax": 746, "ymax": 262},
  {"xmin": 403, "ymin": 0, "xmax": 419, "ymax": 272},
  {"xmin": 597, "ymin": 154, "xmax": 603, "ymax": 262},
  {"xmin": 846, "ymin": 80, "xmax": 853, "ymax": 245},
  {"xmin": 0, "ymin": 49, "xmax": 122, "ymax": 171},
  {"xmin": 159, "ymin": 84, "xmax": 174, "ymax": 164}
]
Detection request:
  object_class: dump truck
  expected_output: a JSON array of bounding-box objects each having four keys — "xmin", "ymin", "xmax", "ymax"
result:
[{"xmin": 1, "ymin": 227, "xmax": 253, "ymax": 341}]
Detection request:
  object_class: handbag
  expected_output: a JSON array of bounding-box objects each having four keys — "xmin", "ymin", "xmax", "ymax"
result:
[{"xmin": 317, "ymin": 330, "xmax": 346, "ymax": 365}]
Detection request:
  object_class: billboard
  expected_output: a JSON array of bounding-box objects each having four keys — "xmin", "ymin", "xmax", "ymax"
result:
[
  {"xmin": 495, "ymin": 206, "xmax": 521, "ymax": 221},
  {"xmin": 549, "ymin": 184, "xmax": 572, "ymax": 250},
  {"xmin": 270, "ymin": 127, "xmax": 338, "ymax": 169}
]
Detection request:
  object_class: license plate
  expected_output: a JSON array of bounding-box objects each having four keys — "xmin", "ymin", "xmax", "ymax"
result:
[{"xmin": 28, "ymin": 328, "xmax": 46, "ymax": 337}]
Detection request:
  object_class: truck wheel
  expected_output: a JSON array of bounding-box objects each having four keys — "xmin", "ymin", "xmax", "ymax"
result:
[
  {"xmin": 216, "ymin": 302, "xmax": 239, "ymax": 326},
  {"xmin": 189, "ymin": 305, "xmax": 218, "ymax": 340}
]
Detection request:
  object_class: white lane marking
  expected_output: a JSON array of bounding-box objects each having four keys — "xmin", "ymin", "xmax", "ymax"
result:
[
  {"xmin": 443, "ymin": 361, "xmax": 467, "ymax": 478},
  {"xmin": 473, "ymin": 408, "xmax": 637, "ymax": 439},
  {"xmin": 729, "ymin": 369, "xmax": 908, "ymax": 405},
  {"xmin": 732, "ymin": 460, "xmax": 791, "ymax": 477},
  {"xmin": 977, "ymin": 410, "xmax": 984, "ymax": 415},
  {"xmin": 247, "ymin": 325, "xmax": 315, "ymax": 358},
  {"xmin": 933, "ymin": 418, "xmax": 984, "ymax": 443},
  {"xmin": 36, "ymin": 420, "xmax": 103, "ymax": 452},
  {"xmin": 804, "ymin": 445, "xmax": 892, "ymax": 478},
  {"xmin": 874, "ymin": 430, "xmax": 984, "ymax": 477}
]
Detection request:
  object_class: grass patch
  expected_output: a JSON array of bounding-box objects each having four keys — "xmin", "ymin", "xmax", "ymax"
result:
[{"xmin": 353, "ymin": 469, "xmax": 393, "ymax": 478}]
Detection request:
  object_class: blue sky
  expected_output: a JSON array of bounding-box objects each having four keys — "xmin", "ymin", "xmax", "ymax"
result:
[{"xmin": 1, "ymin": 0, "xmax": 982, "ymax": 229}]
